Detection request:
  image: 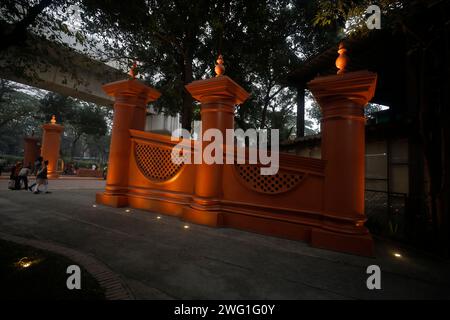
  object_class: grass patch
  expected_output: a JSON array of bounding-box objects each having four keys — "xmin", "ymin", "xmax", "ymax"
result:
[{"xmin": 0, "ymin": 239, "xmax": 105, "ymax": 300}]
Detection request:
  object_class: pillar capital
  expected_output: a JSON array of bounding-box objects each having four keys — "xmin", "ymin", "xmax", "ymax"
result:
[
  {"xmin": 185, "ymin": 76, "xmax": 250, "ymax": 105},
  {"xmin": 307, "ymin": 70, "xmax": 377, "ymax": 108},
  {"xmin": 102, "ymin": 79, "xmax": 161, "ymax": 105},
  {"xmin": 24, "ymin": 135, "xmax": 40, "ymax": 142},
  {"xmin": 42, "ymin": 123, "xmax": 64, "ymax": 133}
]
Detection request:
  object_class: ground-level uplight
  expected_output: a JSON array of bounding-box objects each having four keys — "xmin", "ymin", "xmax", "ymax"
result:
[
  {"xmin": 15, "ymin": 257, "xmax": 41, "ymax": 269},
  {"xmin": 92, "ymin": 204, "xmax": 97, "ymax": 208},
  {"xmin": 394, "ymin": 252, "xmax": 402, "ymax": 258},
  {"xmin": 125, "ymin": 209, "xmax": 131, "ymax": 213},
  {"xmin": 157, "ymin": 216, "xmax": 161, "ymax": 220},
  {"xmin": 183, "ymin": 225, "xmax": 190, "ymax": 230}
]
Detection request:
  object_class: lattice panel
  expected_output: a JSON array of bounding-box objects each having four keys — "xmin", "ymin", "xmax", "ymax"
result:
[
  {"xmin": 235, "ymin": 164, "xmax": 304, "ymax": 194},
  {"xmin": 135, "ymin": 143, "xmax": 184, "ymax": 182}
]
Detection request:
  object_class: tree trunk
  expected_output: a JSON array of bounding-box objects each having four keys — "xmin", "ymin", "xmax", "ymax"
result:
[
  {"xmin": 296, "ymin": 86, "xmax": 305, "ymax": 138},
  {"xmin": 418, "ymin": 40, "xmax": 450, "ymax": 256},
  {"xmin": 181, "ymin": 52, "xmax": 194, "ymax": 132},
  {"xmin": 70, "ymin": 134, "xmax": 82, "ymax": 160},
  {"xmin": 260, "ymin": 85, "xmax": 273, "ymax": 129}
]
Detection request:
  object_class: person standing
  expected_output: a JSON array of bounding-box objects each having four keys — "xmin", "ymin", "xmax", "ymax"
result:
[
  {"xmin": 29, "ymin": 156, "xmax": 43, "ymax": 192},
  {"xmin": 34, "ymin": 160, "xmax": 50, "ymax": 194}
]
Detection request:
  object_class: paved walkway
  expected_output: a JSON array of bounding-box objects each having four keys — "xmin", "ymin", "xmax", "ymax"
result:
[{"xmin": 0, "ymin": 179, "xmax": 449, "ymax": 299}]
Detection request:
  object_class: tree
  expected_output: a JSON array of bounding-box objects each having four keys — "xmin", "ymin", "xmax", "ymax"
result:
[
  {"xmin": 1, "ymin": 1, "xmax": 336, "ymax": 139},
  {"xmin": 0, "ymin": 79, "xmax": 40, "ymax": 130},
  {"xmin": 77, "ymin": 0, "xmax": 335, "ymax": 134},
  {"xmin": 38, "ymin": 92, "xmax": 109, "ymax": 159},
  {"xmin": 0, "ymin": 0, "xmax": 77, "ymax": 51},
  {"xmin": 0, "ymin": 80, "xmax": 43, "ymax": 155}
]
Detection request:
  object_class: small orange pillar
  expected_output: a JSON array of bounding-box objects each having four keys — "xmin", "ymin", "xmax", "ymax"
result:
[
  {"xmin": 41, "ymin": 116, "xmax": 64, "ymax": 179},
  {"xmin": 307, "ymin": 48, "xmax": 377, "ymax": 255},
  {"xmin": 96, "ymin": 79, "xmax": 161, "ymax": 207},
  {"xmin": 183, "ymin": 56, "xmax": 250, "ymax": 226},
  {"xmin": 23, "ymin": 135, "xmax": 40, "ymax": 169}
]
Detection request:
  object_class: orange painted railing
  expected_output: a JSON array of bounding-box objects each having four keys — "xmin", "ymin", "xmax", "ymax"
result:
[
  {"xmin": 127, "ymin": 130, "xmax": 195, "ymax": 215},
  {"xmin": 125, "ymin": 129, "xmax": 333, "ymax": 244}
]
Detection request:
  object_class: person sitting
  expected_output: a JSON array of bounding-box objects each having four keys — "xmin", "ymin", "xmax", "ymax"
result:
[
  {"xmin": 8, "ymin": 165, "xmax": 17, "ymax": 190},
  {"xmin": 18, "ymin": 165, "xmax": 31, "ymax": 190},
  {"xmin": 10, "ymin": 162, "xmax": 22, "ymax": 190}
]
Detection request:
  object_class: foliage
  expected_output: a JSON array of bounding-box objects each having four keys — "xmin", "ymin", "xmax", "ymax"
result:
[
  {"xmin": 75, "ymin": 0, "xmax": 335, "ymax": 135},
  {"xmin": 0, "ymin": 79, "xmax": 111, "ymax": 161},
  {"xmin": 311, "ymin": 0, "xmax": 404, "ymax": 34},
  {"xmin": 0, "ymin": 0, "xmax": 79, "ymax": 51},
  {"xmin": 38, "ymin": 92, "xmax": 110, "ymax": 159},
  {"xmin": 0, "ymin": 80, "xmax": 42, "ymax": 155},
  {"xmin": 0, "ymin": 1, "xmax": 343, "ymax": 139}
]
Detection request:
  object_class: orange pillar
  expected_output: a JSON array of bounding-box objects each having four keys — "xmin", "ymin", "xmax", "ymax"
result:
[
  {"xmin": 96, "ymin": 79, "xmax": 161, "ymax": 207},
  {"xmin": 41, "ymin": 117, "xmax": 64, "ymax": 179},
  {"xmin": 308, "ymin": 69, "xmax": 377, "ymax": 256},
  {"xmin": 23, "ymin": 135, "xmax": 40, "ymax": 169},
  {"xmin": 183, "ymin": 57, "xmax": 249, "ymax": 226}
]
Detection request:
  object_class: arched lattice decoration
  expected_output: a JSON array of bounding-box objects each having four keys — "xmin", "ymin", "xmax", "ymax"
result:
[
  {"xmin": 235, "ymin": 164, "xmax": 304, "ymax": 194},
  {"xmin": 134, "ymin": 143, "xmax": 184, "ymax": 182}
]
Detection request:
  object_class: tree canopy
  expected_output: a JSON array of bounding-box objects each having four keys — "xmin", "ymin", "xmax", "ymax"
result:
[
  {"xmin": 0, "ymin": 0, "xmax": 406, "ymax": 139},
  {"xmin": 0, "ymin": 80, "xmax": 111, "ymax": 162}
]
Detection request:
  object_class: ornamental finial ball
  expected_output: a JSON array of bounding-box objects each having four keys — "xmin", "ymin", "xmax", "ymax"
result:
[
  {"xmin": 336, "ymin": 42, "xmax": 349, "ymax": 75},
  {"xmin": 129, "ymin": 61, "xmax": 138, "ymax": 79},
  {"xmin": 50, "ymin": 115, "xmax": 56, "ymax": 124},
  {"xmin": 215, "ymin": 54, "xmax": 225, "ymax": 77}
]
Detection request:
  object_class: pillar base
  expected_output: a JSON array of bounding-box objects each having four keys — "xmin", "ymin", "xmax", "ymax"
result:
[
  {"xmin": 310, "ymin": 228, "xmax": 374, "ymax": 257},
  {"xmin": 47, "ymin": 173, "xmax": 59, "ymax": 179},
  {"xmin": 182, "ymin": 206, "xmax": 223, "ymax": 227},
  {"xmin": 96, "ymin": 192, "xmax": 129, "ymax": 207}
]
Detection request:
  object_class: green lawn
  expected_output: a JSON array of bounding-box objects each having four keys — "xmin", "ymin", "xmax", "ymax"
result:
[{"xmin": 0, "ymin": 239, "xmax": 105, "ymax": 300}]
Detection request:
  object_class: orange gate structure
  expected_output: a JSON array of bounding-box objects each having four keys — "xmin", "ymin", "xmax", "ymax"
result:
[{"xmin": 97, "ymin": 46, "xmax": 378, "ymax": 256}]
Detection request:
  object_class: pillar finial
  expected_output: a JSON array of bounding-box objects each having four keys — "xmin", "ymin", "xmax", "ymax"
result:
[
  {"xmin": 129, "ymin": 61, "xmax": 138, "ymax": 79},
  {"xmin": 336, "ymin": 42, "xmax": 349, "ymax": 75},
  {"xmin": 50, "ymin": 115, "xmax": 56, "ymax": 124},
  {"xmin": 215, "ymin": 54, "xmax": 225, "ymax": 77}
]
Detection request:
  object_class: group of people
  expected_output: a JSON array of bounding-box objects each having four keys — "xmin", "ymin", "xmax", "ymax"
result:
[{"xmin": 9, "ymin": 156, "xmax": 50, "ymax": 194}]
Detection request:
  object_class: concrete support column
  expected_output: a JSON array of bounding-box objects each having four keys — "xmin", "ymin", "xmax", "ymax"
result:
[
  {"xmin": 41, "ymin": 117, "xmax": 64, "ymax": 179},
  {"xmin": 96, "ymin": 79, "xmax": 161, "ymax": 207},
  {"xmin": 183, "ymin": 72, "xmax": 249, "ymax": 226},
  {"xmin": 308, "ymin": 70, "xmax": 377, "ymax": 256}
]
